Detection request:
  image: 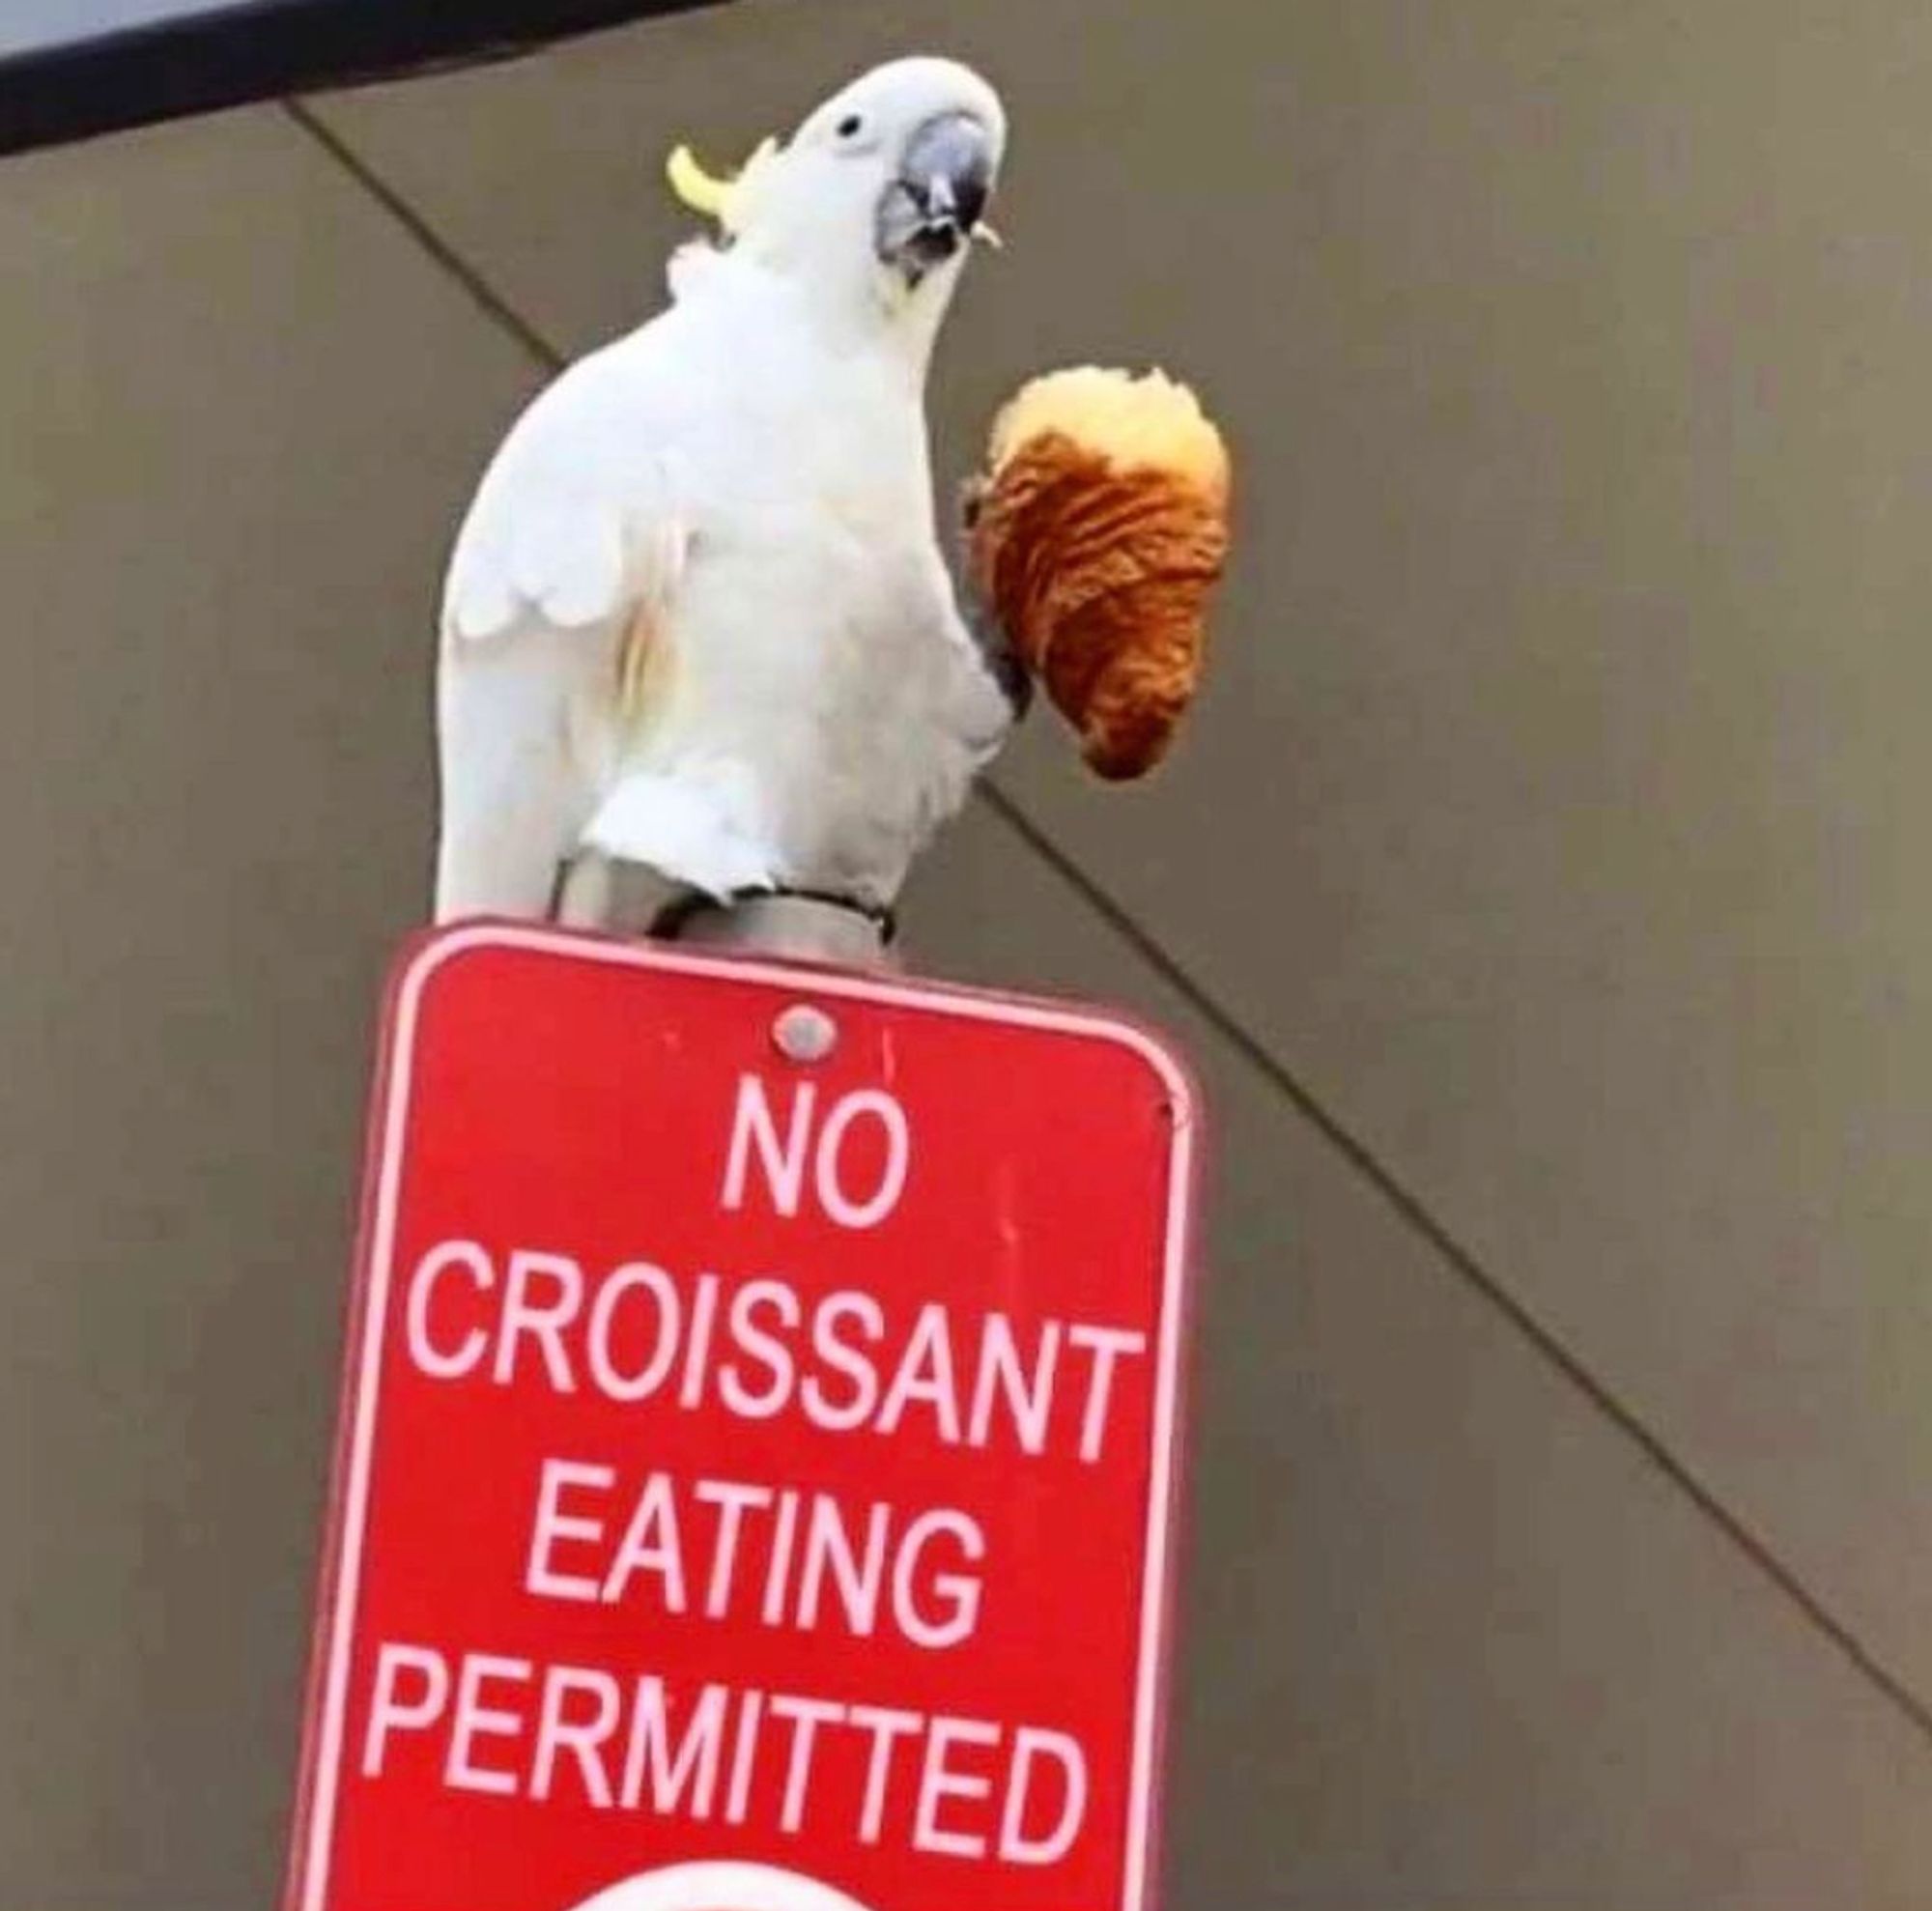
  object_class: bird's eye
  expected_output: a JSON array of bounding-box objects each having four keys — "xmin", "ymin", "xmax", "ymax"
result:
[{"xmin": 837, "ymin": 113, "xmax": 864, "ymax": 140}]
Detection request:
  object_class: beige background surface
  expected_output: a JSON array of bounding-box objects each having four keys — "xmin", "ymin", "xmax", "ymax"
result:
[{"xmin": 3, "ymin": 2, "xmax": 1930, "ymax": 1904}]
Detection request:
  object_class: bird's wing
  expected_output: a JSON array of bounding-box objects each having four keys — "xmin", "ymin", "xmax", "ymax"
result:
[
  {"xmin": 433, "ymin": 344, "xmax": 693, "ymax": 922},
  {"xmin": 443, "ymin": 342, "xmax": 692, "ymax": 643}
]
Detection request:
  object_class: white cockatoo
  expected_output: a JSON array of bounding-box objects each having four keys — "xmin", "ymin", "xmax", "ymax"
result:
[{"xmin": 433, "ymin": 57, "xmax": 1022, "ymax": 927}]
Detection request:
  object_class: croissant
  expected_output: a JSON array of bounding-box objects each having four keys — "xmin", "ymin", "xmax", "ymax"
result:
[{"xmin": 969, "ymin": 367, "xmax": 1232, "ymax": 780}]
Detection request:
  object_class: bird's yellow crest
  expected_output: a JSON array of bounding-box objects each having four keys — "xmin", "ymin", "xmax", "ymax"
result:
[{"xmin": 665, "ymin": 136, "xmax": 780, "ymax": 235}]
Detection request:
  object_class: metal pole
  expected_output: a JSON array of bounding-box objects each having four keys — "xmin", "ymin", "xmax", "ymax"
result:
[{"xmin": 551, "ymin": 850, "xmax": 896, "ymax": 969}]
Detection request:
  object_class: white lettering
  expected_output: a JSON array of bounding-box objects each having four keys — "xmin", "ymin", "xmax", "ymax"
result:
[
  {"xmin": 354, "ymin": 1653, "xmax": 1095, "ymax": 1869},
  {"xmin": 968, "ymin": 1317, "xmax": 1061, "ymax": 1454},
  {"xmin": 761, "ymin": 1490, "xmax": 802, "ymax": 1628},
  {"xmin": 724, "ymin": 1687, "xmax": 765, "ymax": 1824},
  {"xmin": 721, "ymin": 1075, "xmax": 814, "ymax": 1216},
  {"xmin": 771, "ymin": 1693, "xmax": 842, "ymax": 1833},
  {"xmin": 387, "ymin": 1247, "xmax": 1151, "ymax": 1472},
  {"xmin": 618, "ymin": 1676, "xmax": 726, "ymax": 1817},
  {"xmin": 585, "ymin": 1262, "xmax": 679, "ymax": 1402},
  {"xmin": 360, "ymin": 1642, "xmax": 448, "ymax": 1777},
  {"xmin": 678, "ymin": 1272, "xmax": 722, "ymax": 1408},
  {"xmin": 524, "ymin": 1459, "xmax": 611, "ymax": 1603},
  {"xmin": 801, "ymin": 1290, "xmax": 884, "ymax": 1431},
  {"xmin": 443, "ymin": 1654, "xmax": 531, "ymax": 1796},
  {"xmin": 914, "ymin": 1716, "xmax": 998, "ymax": 1858},
  {"xmin": 813, "ymin": 1089, "xmax": 911, "ymax": 1230},
  {"xmin": 494, "ymin": 1252, "xmax": 583, "ymax": 1390},
  {"xmin": 848, "ymin": 1703, "xmax": 923, "ymax": 1843},
  {"xmin": 693, "ymin": 1477, "xmax": 773, "ymax": 1619},
  {"xmin": 719, "ymin": 1279, "xmax": 800, "ymax": 1418},
  {"xmin": 530, "ymin": 1666, "xmax": 619, "ymax": 1806},
  {"xmin": 893, "ymin": 1508, "xmax": 984, "ymax": 1650},
  {"xmin": 1000, "ymin": 1727, "xmax": 1089, "ymax": 1865},
  {"xmin": 1069, "ymin": 1324, "xmax": 1149, "ymax": 1463},
  {"xmin": 600, "ymin": 1471, "xmax": 688, "ymax": 1612},
  {"xmin": 795, "ymin": 1496, "xmax": 889, "ymax": 1638},
  {"xmin": 406, "ymin": 1241, "xmax": 492, "ymax": 1380},
  {"xmin": 877, "ymin": 1303, "xmax": 962, "ymax": 1443}
]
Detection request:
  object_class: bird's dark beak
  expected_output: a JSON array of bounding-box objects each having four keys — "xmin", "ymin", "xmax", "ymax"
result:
[{"xmin": 877, "ymin": 111, "xmax": 997, "ymax": 285}]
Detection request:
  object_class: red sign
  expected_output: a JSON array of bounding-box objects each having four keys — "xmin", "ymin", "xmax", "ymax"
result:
[{"xmin": 284, "ymin": 923, "xmax": 1202, "ymax": 1911}]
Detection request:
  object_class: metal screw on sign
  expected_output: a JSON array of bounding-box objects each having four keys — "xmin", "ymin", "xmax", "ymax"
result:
[{"xmin": 773, "ymin": 1003, "xmax": 838, "ymax": 1063}]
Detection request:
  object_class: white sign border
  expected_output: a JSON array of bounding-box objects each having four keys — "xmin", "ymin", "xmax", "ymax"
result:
[{"xmin": 287, "ymin": 922, "xmax": 1202, "ymax": 1911}]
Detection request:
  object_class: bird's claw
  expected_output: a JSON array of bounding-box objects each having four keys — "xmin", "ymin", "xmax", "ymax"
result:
[
  {"xmin": 956, "ymin": 474, "xmax": 1032, "ymax": 722},
  {"xmin": 962, "ymin": 584, "xmax": 1033, "ymax": 723},
  {"xmin": 959, "ymin": 471, "xmax": 989, "ymax": 533}
]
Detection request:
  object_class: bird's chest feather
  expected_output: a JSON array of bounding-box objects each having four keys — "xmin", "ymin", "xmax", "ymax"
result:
[
  {"xmin": 611, "ymin": 352, "xmax": 987, "ymax": 846},
  {"xmin": 681, "ymin": 391, "xmax": 947, "ymax": 659}
]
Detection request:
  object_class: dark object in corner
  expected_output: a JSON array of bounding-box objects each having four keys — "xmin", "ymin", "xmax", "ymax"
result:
[{"xmin": 0, "ymin": 0, "xmax": 733, "ymax": 158}]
